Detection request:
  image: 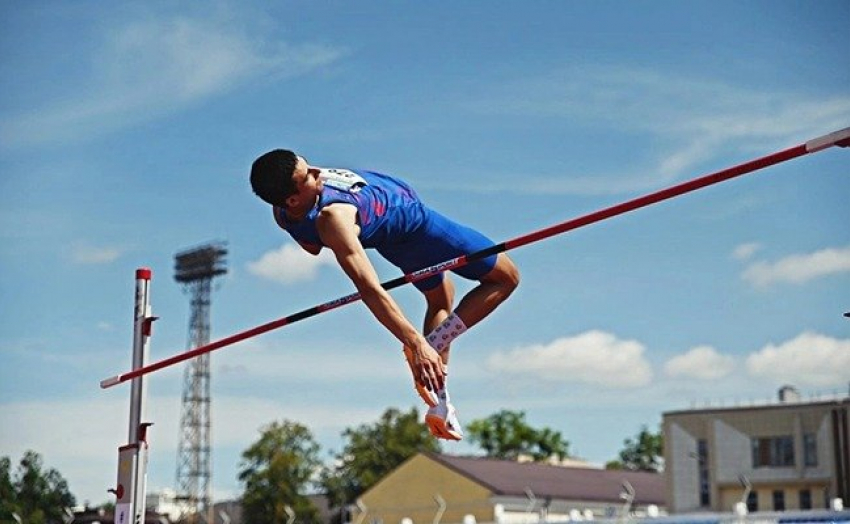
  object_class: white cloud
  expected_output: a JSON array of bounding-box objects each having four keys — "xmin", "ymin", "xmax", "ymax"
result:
[
  {"xmin": 461, "ymin": 66, "xmax": 850, "ymax": 195},
  {"xmin": 0, "ymin": 396, "xmax": 126, "ymax": 462},
  {"xmin": 0, "ymin": 392, "xmax": 381, "ymax": 506},
  {"xmin": 741, "ymin": 246, "xmax": 850, "ymax": 288},
  {"xmin": 0, "ymin": 395, "xmax": 128, "ymax": 506},
  {"xmin": 70, "ymin": 242, "xmax": 122, "ymax": 264},
  {"xmin": 214, "ymin": 337, "xmax": 409, "ymax": 383},
  {"xmin": 732, "ymin": 242, "xmax": 761, "ymax": 261},
  {"xmin": 746, "ymin": 332, "xmax": 850, "ymax": 387},
  {"xmin": 486, "ymin": 330, "xmax": 653, "ymax": 388},
  {"xmin": 0, "ymin": 9, "xmax": 344, "ymax": 149},
  {"xmin": 247, "ymin": 243, "xmax": 336, "ymax": 284},
  {"xmin": 212, "ymin": 395, "xmax": 380, "ymax": 446},
  {"xmin": 663, "ymin": 345, "xmax": 735, "ymax": 380}
]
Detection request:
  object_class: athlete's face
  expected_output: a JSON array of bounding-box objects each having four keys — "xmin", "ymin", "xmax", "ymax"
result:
[{"xmin": 285, "ymin": 156, "xmax": 323, "ymax": 216}]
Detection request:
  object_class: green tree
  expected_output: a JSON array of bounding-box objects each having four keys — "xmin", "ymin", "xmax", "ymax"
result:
[
  {"xmin": 0, "ymin": 451, "xmax": 75, "ymax": 524},
  {"xmin": 320, "ymin": 407, "xmax": 439, "ymax": 518},
  {"xmin": 1, "ymin": 456, "xmax": 13, "ymax": 502},
  {"xmin": 238, "ymin": 421, "xmax": 323, "ymax": 524},
  {"xmin": 606, "ymin": 425, "xmax": 664, "ymax": 472},
  {"xmin": 466, "ymin": 410, "xmax": 570, "ymax": 461},
  {"xmin": 1, "ymin": 456, "xmax": 14, "ymax": 521}
]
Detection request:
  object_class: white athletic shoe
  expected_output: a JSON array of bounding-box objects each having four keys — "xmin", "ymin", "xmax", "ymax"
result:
[{"xmin": 425, "ymin": 400, "xmax": 464, "ymax": 441}]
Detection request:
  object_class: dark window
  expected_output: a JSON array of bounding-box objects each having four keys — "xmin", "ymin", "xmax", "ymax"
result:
[
  {"xmin": 698, "ymin": 439, "xmax": 710, "ymax": 507},
  {"xmin": 799, "ymin": 489, "xmax": 812, "ymax": 510},
  {"xmin": 752, "ymin": 436, "xmax": 795, "ymax": 467},
  {"xmin": 773, "ymin": 490, "xmax": 785, "ymax": 511},
  {"xmin": 803, "ymin": 433, "xmax": 818, "ymax": 467},
  {"xmin": 747, "ymin": 491, "xmax": 758, "ymax": 512}
]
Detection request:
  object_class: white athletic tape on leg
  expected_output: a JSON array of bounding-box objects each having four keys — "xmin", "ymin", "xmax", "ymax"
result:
[{"xmin": 426, "ymin": 312, "xmax": 468, "ymax": 352}]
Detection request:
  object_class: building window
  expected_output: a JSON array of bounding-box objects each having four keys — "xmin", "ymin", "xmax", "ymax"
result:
[
  {"xmin": 697, "ymin": 439, "xmax": 710, "ymax": 507},
  {"xmin": 752, "ymin": 436, "xmax": 795, "ymax": 467},
  {"xmin": 772, "ymin": 490, "xmax": 785, "ymax": 511},
  {"xmin": 799, "ymin": 489, "xmax": 812, "ymax": 510},
  {"xmin": 803, "ymin": 433, "xmax": 818, "ymax": 467},
  {"xmin": 747, "ymin": 491, "xmax": 758, "ymax": 512}
]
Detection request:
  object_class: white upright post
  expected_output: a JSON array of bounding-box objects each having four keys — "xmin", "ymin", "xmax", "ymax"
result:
[
  {"xmin": 113, "ymin": 268, "xmax": 156, "ymax": 524},
  {"xmin": 128, "ymin": 267, "xmax": 153, "ymax": 451}
]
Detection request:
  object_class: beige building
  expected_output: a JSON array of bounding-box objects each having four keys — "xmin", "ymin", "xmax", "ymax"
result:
[
  {"xmin": 355, "ymin": 452, "xmax": 666, "ymax": 524},
  {"xmin": 663, "ymin": 387, "xmax": 849, "ymax": 514}
]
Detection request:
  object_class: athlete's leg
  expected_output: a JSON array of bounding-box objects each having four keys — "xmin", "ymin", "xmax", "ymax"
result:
[
  {"xmin": 402, "ymin": 275, "xmax": 454, "ymax": 408},
  {"xmin": 422, "ymin": 275, "xmax": 455, "ymax": 364},
  {"xmin": 421, "ymin": 275, "xmax": 465, "ymax": 441},
  {"xmin": 454, "ymin": 253, "xmax": 520, "ymax": 328}
]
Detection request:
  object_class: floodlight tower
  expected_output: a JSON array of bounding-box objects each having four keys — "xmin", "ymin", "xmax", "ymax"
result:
[{"xmin": 174, "ymin": 242, "xmax": 227, "ymax": 523}]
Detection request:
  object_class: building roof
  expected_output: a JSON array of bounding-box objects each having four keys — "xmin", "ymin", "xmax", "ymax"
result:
[
  {"xmin": 426, "ymin": 453, "xmax": 666, "ymax": 506},
  {"xmin": 663, "ymin": 393, "xmax": 849, "ymax": 417}
]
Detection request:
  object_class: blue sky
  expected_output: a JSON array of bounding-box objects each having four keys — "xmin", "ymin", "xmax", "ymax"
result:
[{"xmin": 1, "ymin": 0, "xmax": 849, "ymax": 507}]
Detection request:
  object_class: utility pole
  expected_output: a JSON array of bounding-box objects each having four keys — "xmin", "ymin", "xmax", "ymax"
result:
[{"xmin": 174, "ymin": 242, "xmax": 227, "ymax": 523}]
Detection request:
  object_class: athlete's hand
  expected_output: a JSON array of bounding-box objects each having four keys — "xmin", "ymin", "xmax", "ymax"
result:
[{"xmin": 408, "ymin": 339, "xmax": 446, "ymax": 392}]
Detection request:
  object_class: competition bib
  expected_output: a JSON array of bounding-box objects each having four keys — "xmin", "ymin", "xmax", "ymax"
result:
[{"xmin": 319, "ymin": 168, "xmax": 367, "ymax": 193}]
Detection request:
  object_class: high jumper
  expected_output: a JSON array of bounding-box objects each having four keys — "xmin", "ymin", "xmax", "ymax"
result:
[{"xmin": 101, "ymin": 127, "xmax": 849, "ymax": 438}]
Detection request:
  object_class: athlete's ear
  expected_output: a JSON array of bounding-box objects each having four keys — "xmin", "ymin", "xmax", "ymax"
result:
[{"xmin": 285, "ymin": 194, "xmax": 300, "ymax": 209}]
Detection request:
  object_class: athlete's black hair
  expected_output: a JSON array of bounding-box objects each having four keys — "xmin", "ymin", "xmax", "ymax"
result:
[{"xmin": 250, "ymin": 149, "xmax": 299, "ymax": 207}]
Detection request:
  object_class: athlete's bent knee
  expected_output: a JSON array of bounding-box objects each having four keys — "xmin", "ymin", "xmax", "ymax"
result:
[
  {"xmin": 486, "ymin": 255, "xmax": 520, "ymax": 298},
  {"xmin": 499, "ymin": 256, "xmax": 520, "ymax": 291}
]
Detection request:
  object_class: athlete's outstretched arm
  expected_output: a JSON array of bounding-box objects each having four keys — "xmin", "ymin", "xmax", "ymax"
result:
[{"xmin": 317, "ymin": 203, "xmax": 446, "ymax": 391}]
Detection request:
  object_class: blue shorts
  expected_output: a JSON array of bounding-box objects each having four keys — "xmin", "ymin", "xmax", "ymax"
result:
[{"xmin": 377, "ymin": 208, "xmax": 498, "ymax": 291}]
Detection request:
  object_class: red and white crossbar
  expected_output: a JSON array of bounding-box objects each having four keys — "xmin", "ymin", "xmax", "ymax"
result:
[{"xmin": 100, "ymin": 127, "xmax": 850, "ymax": 389}]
